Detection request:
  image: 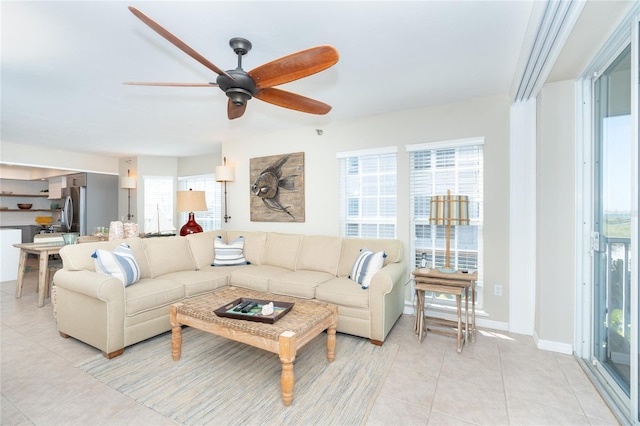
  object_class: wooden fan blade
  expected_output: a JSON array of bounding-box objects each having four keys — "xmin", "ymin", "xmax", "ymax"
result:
[
  {"xmin": 123, "ymin": 82, "xmax": 218, "ymax": 87},
  {"xmin": 227, "ymin": 99, "xmax": 247, "ymax": 120},
  {"xmin": 248, "ymin": 45, "xmax": 338, "ymax": 89},
  {"xmin": 254, "ymin": 88, "xmax": 331, "ymax": 115},
  {"xmin": 128, "ymin": 7, "xmax": 233, "ymax": 80}
]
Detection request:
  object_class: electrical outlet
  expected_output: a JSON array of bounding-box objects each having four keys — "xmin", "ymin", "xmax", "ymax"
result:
[{"xmin": 494, "ymin": 285, "xmax": 503, "ymax": 296}]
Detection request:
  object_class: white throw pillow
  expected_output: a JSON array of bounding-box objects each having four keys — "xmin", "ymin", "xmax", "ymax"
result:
[
  {"xmin": 92, "ymin": 243, "xmax": 141, "ymax": 287},
  {"xmin": 212, "ymin": 236, "xmax": 249, "ymax": 266},
  {"xmin": 349, "ymin": 248, "xmax": 386, "ymax": 289}
]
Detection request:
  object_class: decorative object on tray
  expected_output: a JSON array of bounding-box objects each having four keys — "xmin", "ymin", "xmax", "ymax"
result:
[
  {"xmin": 1, "ymin": 191, "xmax": 13, "ymax": 194},
  {"xmin": 109, "ymin": 221, "xmax": 124, "ymax": 240},
  {"xmin": 214, "ymin": 298, "xmax": 293, "ymax": 323},
  {"xmin": 17, "ymin": 203, "xmax": 33, "ymax": 209}
]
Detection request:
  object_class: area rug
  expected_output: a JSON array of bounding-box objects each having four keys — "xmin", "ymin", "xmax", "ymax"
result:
[{"xmin": 76, "ymin": 327, "xmax": 398, "ymax": 425}]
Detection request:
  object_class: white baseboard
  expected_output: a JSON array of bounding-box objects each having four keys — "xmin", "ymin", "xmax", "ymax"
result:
[{"xmin": 533, "ymin": 330, "xmax": 573, "ymax": 354}]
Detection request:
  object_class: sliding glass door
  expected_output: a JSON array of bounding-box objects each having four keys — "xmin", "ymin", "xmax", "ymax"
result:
[
  {"xmin": 592, "ymin": 43, "xmax": 633, "ymax": 404},
  {"xmin": 580, "ymin": 14, "xmax": 639, "ymax": 422}
]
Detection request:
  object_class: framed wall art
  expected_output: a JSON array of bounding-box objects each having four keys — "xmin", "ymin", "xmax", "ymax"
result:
[{"xmin": 250, "ymin": 152, "xmax": 305, "ymax": 222}]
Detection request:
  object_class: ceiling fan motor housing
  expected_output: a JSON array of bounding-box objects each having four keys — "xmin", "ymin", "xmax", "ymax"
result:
[{"xmin": 217, "ymin": 70, "xmax": 258, "ymax": 106}]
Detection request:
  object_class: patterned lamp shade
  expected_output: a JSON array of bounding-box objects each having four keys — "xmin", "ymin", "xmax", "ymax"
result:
[
  {"xmin": 429, "ymin": 193, "xmax": 470, "ymax": 226},
  {"xmin": 428, "ymin": 190, "xmax": 469, "ymax": 273}
]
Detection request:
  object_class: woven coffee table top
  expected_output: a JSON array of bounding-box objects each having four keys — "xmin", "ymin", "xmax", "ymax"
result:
[{"xmin": 175, "ymin": 287, "xmax": 335, "ymax": 341}]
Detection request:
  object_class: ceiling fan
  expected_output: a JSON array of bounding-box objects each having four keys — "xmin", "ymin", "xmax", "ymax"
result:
[{"xmin": 125, "ymin": 6, "xmax": 339, "ymax": 120}]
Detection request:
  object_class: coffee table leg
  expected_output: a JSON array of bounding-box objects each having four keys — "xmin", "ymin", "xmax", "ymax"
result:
[
  {"xmin": 327, "ymin": 306, "xmax": 338, "ymax": 362},
  {"xmin": 170, "ymin": 304, "xmax": 182, "ymax": 361},
  {"xmin": 279, "ymin": 331, "xmax": 297, "ymax": 406}
]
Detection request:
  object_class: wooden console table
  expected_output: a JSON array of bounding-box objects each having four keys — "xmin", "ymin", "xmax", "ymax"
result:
[{"xmin": 412, "ymin": 268, "xmax": 477, "ymax": 352}]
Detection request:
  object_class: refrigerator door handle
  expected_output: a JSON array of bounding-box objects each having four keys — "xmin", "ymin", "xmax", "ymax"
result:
[{"xmin": 63, "ymin": 195, "xmax": 73, "ymax": 232}]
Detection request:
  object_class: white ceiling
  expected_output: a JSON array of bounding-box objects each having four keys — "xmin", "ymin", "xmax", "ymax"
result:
[{"xmin": 1, "ymin": 1, "xmax": 537, "ymax": 159}]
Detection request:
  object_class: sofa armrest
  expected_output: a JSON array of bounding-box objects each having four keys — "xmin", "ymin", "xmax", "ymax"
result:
[
  {"xmin": 54, "ymin": 269, "xmax": 126, "ymax": 356},
  {"xmin": 368, "ymin": 262, "xmax": 406, "ymax": 296},
  {"xmin": 367, "ymin": 262, "xmax": 407, "ymax": 343},
  {"xmin": 54, "ymin": 269, "xmax": 124, "ymax": 301}
]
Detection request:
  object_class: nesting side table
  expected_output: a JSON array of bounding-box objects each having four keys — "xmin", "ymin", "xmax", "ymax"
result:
[{"xmin": 412, "ymin": 268, "xmax": 477, "ymax": 352}]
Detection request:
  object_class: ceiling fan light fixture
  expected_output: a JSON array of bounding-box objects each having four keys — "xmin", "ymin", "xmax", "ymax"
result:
[{"xmin": 226, "ymin": 88, "xmax": 252, "ymax": 106}]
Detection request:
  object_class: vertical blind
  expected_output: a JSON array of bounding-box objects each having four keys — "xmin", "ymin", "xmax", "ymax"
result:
[
  {"xmin": 337, "ymin": 147, "xmax": 397, "ymax": 238},
  {"xmin": 408, "ymin": 138, "xmax": 484, "ymax": 305},
  {"xmin": 178, "ymin": 175, "xmax": 221, "ymax": 231}
]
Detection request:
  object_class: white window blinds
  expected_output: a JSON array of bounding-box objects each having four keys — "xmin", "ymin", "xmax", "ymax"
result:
[
  {"xmin": 338, "ymin": 147, "xmax": 397, "ymax": 238},
  {"xmin": 408, "ymin": 138, "xmax": 484, "ymax": 305}
]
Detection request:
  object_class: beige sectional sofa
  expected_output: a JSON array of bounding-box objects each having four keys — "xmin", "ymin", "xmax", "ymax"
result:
[{"xmin": 54, "ymin": 230, "xmax": 406, "ymax": 358}]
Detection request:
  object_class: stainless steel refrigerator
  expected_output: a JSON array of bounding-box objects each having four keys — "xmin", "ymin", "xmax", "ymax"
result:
[{"xmin": 62, "ymin": 173, "xmax": 118, "ymax": 236}]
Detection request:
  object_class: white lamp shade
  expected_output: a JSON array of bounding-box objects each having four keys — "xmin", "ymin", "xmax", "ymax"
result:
[
  {"xmin": 120, "ymin": 176, "xmax": 136, "ymax": 189},
  {"xmin": 176, "ymin": 190, "xmax": 207, "ymax": 212},
  {"xmin": 215, "ymin": 165, "xmax": 235, "ymax": 182}
]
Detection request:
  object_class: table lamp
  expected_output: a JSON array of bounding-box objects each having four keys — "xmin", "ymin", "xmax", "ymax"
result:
[
  {"xmin": 429, "ymin": 189, "xmax": 469, "ymax": 273},
  {"xmin": 177, "ymin": 189, "xmax": 207, "ymax": 236}
]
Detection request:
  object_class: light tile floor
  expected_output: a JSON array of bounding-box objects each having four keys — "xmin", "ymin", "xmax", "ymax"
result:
[{"xmin": 1, "ymin": 264, "xmax": 620, "ymax": 425}]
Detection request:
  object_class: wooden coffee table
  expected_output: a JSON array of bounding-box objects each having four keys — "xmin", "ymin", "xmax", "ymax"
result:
[{"xmin": 169, "ymin": 286, "xmax": 338, "ymax": 406}]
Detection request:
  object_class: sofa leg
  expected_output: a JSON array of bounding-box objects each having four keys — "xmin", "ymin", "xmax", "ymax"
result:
[
  {"xmin": 103, "ymin": 348, "xmax": 125, "ymax": 359},
  {"xmin": 59, "ymin": 331, "xmax": 70, "ymax": 338},
  {"xmin": 370, "ymin": 339, "xmax": 383, "ymax": 346}
]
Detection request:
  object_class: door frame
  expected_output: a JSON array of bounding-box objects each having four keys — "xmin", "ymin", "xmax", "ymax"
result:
[{"xmin": 575, "ymin": 8, "xmax": 639, "ymax": 424}]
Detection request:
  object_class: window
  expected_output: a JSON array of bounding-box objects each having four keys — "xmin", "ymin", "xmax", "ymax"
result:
[
  {"xmin": 178, "ymin": 175, "xmax": 222, "ymax": 231},
  {"xmin": 143, "ymin": 176, "xmax": 174, "ymax": 234},
  {"xmin": 408, "ymin": 138, "xmax": 484, "ymax": 306},
  {"xmin": 337, "ymin": 147, "xmax": 397, "ymax": 238}
]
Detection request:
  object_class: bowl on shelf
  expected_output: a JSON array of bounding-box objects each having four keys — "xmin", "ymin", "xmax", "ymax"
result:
[
  {"xmin": 17, "ymin": 203, "xmax": 33, "ymax": 210},
  {"xmin": 35, "ymin": 216, "xmax": 53, "ymax": 225},
  {"xmin": 1, "ymin": 191, "xmax": 13, "ymax": 195}
]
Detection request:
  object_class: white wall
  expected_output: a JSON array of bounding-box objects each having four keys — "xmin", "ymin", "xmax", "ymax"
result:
[
  {"xmin": 222, "ymin": 94, "xmax": 512, "ymax": 324},
  {"xmin": 535, "ymin": 80, "xmax": 576, "ymax": 349},
  {"xmin": 0, "ymin": 141, "xmax": 119, "ymax": 175}
]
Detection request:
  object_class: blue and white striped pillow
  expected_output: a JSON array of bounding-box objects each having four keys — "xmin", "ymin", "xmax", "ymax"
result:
[
  {"xmin": 212, "ymin": 236, "xmax": 249, "ymax": 266},
  {"xmin": 92, "ymin": 243, "xmax": 141, "ymax": 287},
  {"xmin": 349, "ymin": 248, "xmax": 387, "ymax": 289}
]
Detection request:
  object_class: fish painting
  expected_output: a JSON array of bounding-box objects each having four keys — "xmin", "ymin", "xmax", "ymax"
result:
[{"xmin": 250, "ymin": 152, "xmax": 305, "ymax": 222}]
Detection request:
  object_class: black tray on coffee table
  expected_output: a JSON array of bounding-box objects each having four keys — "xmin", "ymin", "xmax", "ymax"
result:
[{"xmin": 214, "ymin": 298, "xmax": 294, "ymax": 324}]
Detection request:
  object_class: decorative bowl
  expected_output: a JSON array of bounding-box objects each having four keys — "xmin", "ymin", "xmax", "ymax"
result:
[
  {"xmin": 17, "ymin": 203, "xmax": 33, "ymax": 210},
  {"xmin": 35, "ymin": 216, "xmax": 53, "ymax": 225}
]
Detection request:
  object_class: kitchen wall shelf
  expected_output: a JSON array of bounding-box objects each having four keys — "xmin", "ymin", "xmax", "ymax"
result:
[
  {"xmin": 1, "ymin": 193, "xmax": 49, "ymax": 197},
  {"xmin": 2, "ymin": 209, "xmax": 62, "ymax": 212}
]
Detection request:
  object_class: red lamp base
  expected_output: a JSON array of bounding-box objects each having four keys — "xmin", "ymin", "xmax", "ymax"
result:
[{"xmin": 179, "ymin": 212, "xmax": 203, "ymax": 236}]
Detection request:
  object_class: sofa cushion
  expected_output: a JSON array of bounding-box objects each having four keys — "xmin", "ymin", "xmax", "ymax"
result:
[
  {"xmin": 337, "ymin": 237, "xmax": 402, "ymax": 277},
  {"xmin": 91, "ymin": 243, "xmax": 141, "ymax": 287},
  {"xmin": 213, "ymin": 236, "xmax": 249, "ymax": 266},
  {"xmin": 349, "ymin": 249, "xmax": 386, "ymax": 289},
  {"xmin": 226, "ymin": 231, "xmax": 266, "ymax": 265},
  {"xmin": 230, "ymin": 265, "xmax": 290, "ymax": 292},
  {"xmin": 160, "ymin": 270, "xmax": 229, "ymax": 297},
  {"xmin": 315, "ymin": 277, "xmax": 369, "ymax": 309},
  {"xmin": 143, "ymin": 236, "xmax": 196, "ymax": 278},
  {"xmin": 186, "ymin": 230, "xmax": 223, "ymax": 270},
  {"xmin": 125, "ymin": 278, "xmax": 185, "ymax": 316},
  {"xmin": 296, "ymin": 235, "xmax": 341, "ymax": 274},
  {"xmin": 268, "ymin": 270, "xmax": 335, "ymax": 299},
  {"xmin": 60, "ymin": 237, "xmax": 150, "ymax": 278},
  {"xmin": 262, "ymin": 233, "xmax": 302, "ymax": 270}
]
